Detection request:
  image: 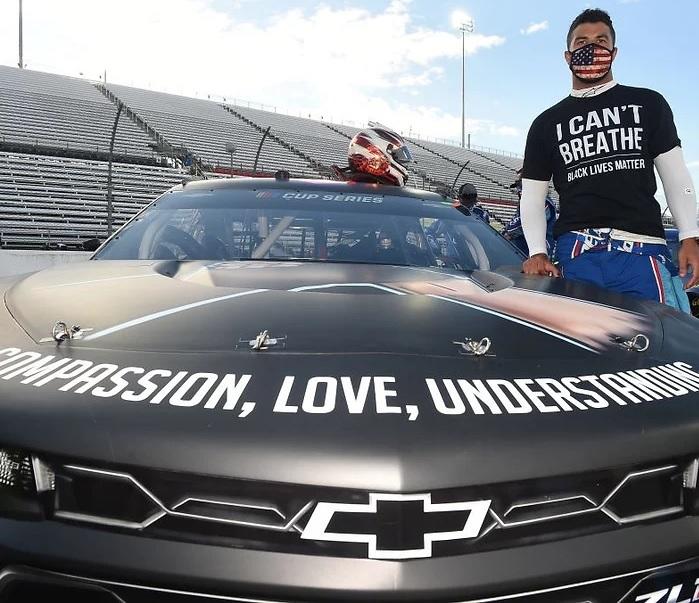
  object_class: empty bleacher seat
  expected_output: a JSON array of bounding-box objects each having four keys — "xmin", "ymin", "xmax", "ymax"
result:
[
  {"xmin": 105, "ymin": 84, "xmax": 321, "ymax": 177},
  {"xmin": 0, "ymin": 152, "xmax": 186, "ymax": 248},
  {"xmin": 0, "ymin": 66, "xmax": 156, "ymax": 159}
]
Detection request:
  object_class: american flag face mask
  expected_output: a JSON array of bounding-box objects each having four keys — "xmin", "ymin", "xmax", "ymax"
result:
[{"xmin": 569, "ymin": 43, "xmax": 614, "ymax": 82}]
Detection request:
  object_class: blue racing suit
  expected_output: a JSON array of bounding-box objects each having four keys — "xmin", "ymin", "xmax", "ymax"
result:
[
  {"xmin": 504, "ymin": 197, "xmax": 556, "ymax": 256},
  {"xmin": 453, "ymin": 201, "xmax": 491, "ymax": 224},
  {"xmin": 470, "ymin": 204, "xmax": 491, "ymax": 225},
  {"xmin": 555, "ymin": 228, "xmax": 691, "ymax": 313}
]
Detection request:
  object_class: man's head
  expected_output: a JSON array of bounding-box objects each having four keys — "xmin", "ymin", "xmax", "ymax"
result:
[
  {"xmin": 457, "ymin": 183, "xmax": 478, "ymax": 207},
  {"xmin": 510, "ymin": 169, "xmax": 523, "ymax": 200},
  {"xmin": 565, "ymin": 9, "xmax": 617, "ymax": 86}
]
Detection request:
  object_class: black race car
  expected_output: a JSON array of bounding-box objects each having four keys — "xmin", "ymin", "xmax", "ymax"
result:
[{"xmin": 1, "ymin": 177, "xmax": 699, "ymax": 602}]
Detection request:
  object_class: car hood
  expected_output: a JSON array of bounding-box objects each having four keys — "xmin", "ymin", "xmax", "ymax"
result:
[
  {"xmin": 1, "ymin": 260, "xmax": 698, "ymax": 491},
  {"xmin": 3, "ymin": 259, "xmax": 662, "ymax": 356}
]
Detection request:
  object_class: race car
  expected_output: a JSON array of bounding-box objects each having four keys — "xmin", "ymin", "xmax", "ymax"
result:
[{"xmin": 1, "ymin": 176, "xmax": 699, "ymax": 602}]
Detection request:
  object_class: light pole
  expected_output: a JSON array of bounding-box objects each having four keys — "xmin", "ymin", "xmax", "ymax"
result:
[
  {"xmin": 253, "ymin": 126, "xmax": 272, "ymax": 175},
  {"xmin": 225, "ymin": 142, "xmax": 237, "ymax": 177},
  {"xmin": 459, "ymin": 19, "xmax": 474, "ymax": 149},
  {"xmin": 106, "ymin": 102, "xmax": 124, "ymax": 237},
  {"xmin": 18, "ymin": 0, "xmax": 23, "ymax": 69}
]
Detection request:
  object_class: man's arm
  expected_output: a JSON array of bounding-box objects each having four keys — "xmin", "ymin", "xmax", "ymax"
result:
[
  {"xmin": 521, "ymin": 179, "xmax": 560, "ymax": 276},
  {"xmin": 655, "ymin": 146, "xmax": 699, "ymax": 288},
  {"xmin": 519, "ymin": 112, "xmax": 559, "ymax": 276}
]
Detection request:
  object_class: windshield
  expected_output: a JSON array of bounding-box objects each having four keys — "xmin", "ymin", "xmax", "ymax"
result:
[{"xmin": 95, "ymin": 187, "xmax": 522, "ymax": 271}]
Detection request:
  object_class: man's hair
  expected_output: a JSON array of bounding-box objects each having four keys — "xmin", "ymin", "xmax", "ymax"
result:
[
  {"xmin": 458, "ymin": 182, "xmax": 478, "ymax": 201},
  {"xmin": 566, "ymin": 8, "xmax": 615, "ymax": 49}
]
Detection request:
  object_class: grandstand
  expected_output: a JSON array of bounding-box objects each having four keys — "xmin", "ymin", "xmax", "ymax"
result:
[
  {"xmin": 0, "ymin": 152, "xmax": 185, "ymax": 248},
  {"xmin": 0, "ymin": 66, "xmax": 155, "ymax": 160},
  {"xmin": 229, "ymin": 104, "xmax": 350, "ymax": 170},
  {"xmin": 0, "ymin": 64, "xmax": 532, "ymax": 249},
  {"xmin": 102, "ymin": 84, "xmax": 323, "ymax": 177}
]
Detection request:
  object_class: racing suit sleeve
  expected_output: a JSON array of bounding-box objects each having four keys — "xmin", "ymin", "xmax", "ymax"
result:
[
  {"xmin": 654, "ymin": 146, "xmax": 699, "ymax": 241},
  {"xmin": 503, "ymin": 213, "xmax": 523, "ymax": 238},
  {"xmin": 520, "ymin": 179, "xmax": 550, "ymax": 257}
]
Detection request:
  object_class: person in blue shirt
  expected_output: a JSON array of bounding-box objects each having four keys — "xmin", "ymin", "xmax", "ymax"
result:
[
  {"xmin": 504, "ymin": 173, "xmax": 557, "ymax": 256},
  {"xmin": 453, "ymin": 183, "xmax": 491, "ymax": 224}
]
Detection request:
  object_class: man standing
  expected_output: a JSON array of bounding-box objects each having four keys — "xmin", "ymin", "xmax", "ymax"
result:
[
  {"xmin": 454, "ymin": 183, "xmax": 491, "ymax": 224},
  {"xmin": 520, "ymin": 8, "xmax": 699, "ymax": 311}
]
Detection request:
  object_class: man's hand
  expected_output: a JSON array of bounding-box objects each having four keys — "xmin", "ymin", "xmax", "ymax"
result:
[
  {"xmin": 678, "ymin": 238, "xmax": 699, "ymax": 289},
  {"xmin": 522, "ymin": 253, "xmax": 560, "ymax": 277}
]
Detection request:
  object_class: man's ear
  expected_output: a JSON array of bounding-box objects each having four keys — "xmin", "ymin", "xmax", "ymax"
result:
[
  {"xmin": 564, "ymin": 50, "xmax": 572, "ymax": 66},
  {"xmin": 611, "ymin": 47, "xmax": 618, "ymax": 61}
]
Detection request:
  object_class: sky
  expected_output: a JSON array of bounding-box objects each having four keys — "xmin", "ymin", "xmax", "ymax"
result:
[{"xmin": 0, "ymin": 0, "xmax": 697, "ymax": 183}]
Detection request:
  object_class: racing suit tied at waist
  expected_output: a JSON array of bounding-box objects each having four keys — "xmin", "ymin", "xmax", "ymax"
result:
[{"xmin": 557, "ymin": 228, "xmax": 677, "ymax": 276}]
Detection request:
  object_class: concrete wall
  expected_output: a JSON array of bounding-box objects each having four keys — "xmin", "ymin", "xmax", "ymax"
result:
[{"xmin": 0, "ymin": 250, "xmax": 92, "ymax": 278}]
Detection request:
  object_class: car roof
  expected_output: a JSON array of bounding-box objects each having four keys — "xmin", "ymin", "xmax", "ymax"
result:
[{"xmin": 180, "ymin": 177, "xmax": 450, "ymax": 204}]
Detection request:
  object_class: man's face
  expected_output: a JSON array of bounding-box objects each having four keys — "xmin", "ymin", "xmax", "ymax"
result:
[{"xmin": 565, "ymin": 21, "xmax": 617, "ymax": 65}]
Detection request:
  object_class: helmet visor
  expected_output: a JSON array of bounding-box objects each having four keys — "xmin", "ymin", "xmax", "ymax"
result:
[{"xmin": 391, "ymin": 145, "xmax": 413, "ymax": 166}]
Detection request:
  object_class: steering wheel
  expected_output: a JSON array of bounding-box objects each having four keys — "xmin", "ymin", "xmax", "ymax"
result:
[{"xmin": 158, "ymin": 225, "xmax": 208, "ymax": 260}]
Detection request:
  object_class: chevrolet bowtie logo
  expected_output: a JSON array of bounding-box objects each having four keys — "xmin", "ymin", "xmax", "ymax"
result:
[{"xmin": 301, "ymin": 493, "xmax": 491, "ymax": 559}]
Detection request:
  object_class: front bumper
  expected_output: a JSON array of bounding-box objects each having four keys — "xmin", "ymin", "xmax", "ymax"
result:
[{"xmin": 1, "ymin": 515, "xmax": 699, "ymax": 602}]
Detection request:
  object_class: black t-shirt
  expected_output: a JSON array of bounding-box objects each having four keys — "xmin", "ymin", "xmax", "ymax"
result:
[{"xmin": 522, "ymin": 84, "xmax": 680, "ymax": 238}]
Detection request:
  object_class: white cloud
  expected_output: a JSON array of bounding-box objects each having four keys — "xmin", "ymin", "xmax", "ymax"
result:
[
  {"xmin": 395, "ymin": 67, "xmax": 444, "ymax": 88},
  {"xmin": 491, "ymin": 125, "xmax": 520, "ymax": 137},
  {"xmin": 520, "ymin": 20, "xmax": 549, "ymax": 36},
  {"xmin": 687, "ymin": 160, "xmax": 699, "ymax": 170},
  {"xmin": 0, "ymin": 0, "xmax": 513, "ymax": 150}
]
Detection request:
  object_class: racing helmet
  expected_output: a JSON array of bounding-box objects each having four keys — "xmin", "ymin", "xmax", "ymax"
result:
[{"xmin": 348, "ymin": 127, "xmax": 413, "ymax": 186}]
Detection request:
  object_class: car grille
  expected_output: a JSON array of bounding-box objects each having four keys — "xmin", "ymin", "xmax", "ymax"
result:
[{"xmin": 45, "ymin": 456, "xmax": 691, "ymax": 559}]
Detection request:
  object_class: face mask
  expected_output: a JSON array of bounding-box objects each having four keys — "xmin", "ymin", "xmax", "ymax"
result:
[{"xmin": 569, "ymin": 43, "xmax": 614, "ymax": 83}]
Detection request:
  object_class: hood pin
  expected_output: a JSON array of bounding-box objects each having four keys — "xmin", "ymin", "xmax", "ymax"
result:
[
  {"xmin": 611, "ymin": 333, "xmax": 650, "ymax": 352},
  {"xmin": 244, "ymin": 330, "xmax": 286, "ymax": 351},
  {"xmin": 453, "ymin": 337, "xmax": 493, "ymax": 357},
  {"xmin": 39, "ymin": 321, "xmax": 93, "ymax": 344}
]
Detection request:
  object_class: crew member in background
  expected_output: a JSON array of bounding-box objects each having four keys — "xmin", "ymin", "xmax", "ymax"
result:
[
  {"xmin": 520, "ymin": 8, "xmax": 699, "ymax": 312},
  {"xmin": 453, "ymin": 183, "xmax": 491, "ymax": 224},
  {"xmin": 503, "ymin": 171, "xmax": 557, "ymax": 256}
]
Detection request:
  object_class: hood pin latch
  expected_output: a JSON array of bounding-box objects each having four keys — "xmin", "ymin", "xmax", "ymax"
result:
[
  {"xmin": 40, "ymin": 321, "xmax": 93, "ymax": 344},
  {"xmin": 611, "ymin": 333, "xmax": 650, "ymax": 352},
  {"xmin": 244, "ymin": 330, "xmax": 286, "ymax": 351},
  {"xmin": 453, "ymin": 337, "xmax": 493, "ymax": 357}
]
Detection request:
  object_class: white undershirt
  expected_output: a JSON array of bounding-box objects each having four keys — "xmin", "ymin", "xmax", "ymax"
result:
[
  {"xmin": 570, "ymin": 80, "xmax": 618, "ymax": 98},
  {"xmin": 521, "ymin": 81, "xmax": 699, "ymax": 256}
]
